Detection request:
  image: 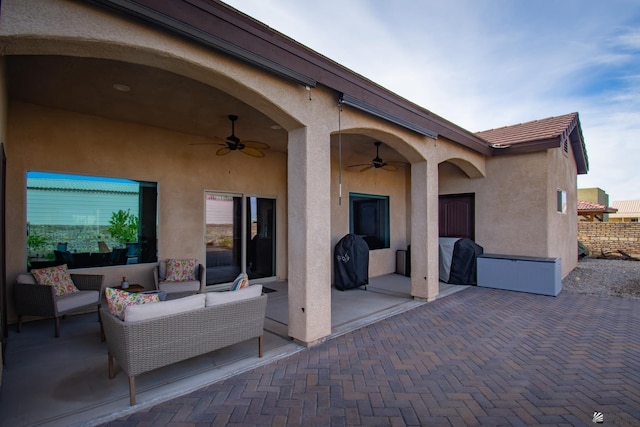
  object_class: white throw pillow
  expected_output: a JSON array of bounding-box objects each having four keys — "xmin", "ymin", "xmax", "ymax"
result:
[
  {"xmin": 124, "ymin": 294, "xmax": 205, "ymax": 322},
  {"xmin": 205, "ymin": 285, "xmax": 263, "ymax": 307}
]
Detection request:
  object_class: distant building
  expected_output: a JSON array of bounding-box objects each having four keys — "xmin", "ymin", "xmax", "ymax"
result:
[
  {"xmin": 609, "ymin": 200, "xmax": 640, "ymax": 222},
  {"xmin": 578, "ymin": 187, "xmax": 610, "ymax": 206},
  {"xmin": 577, "ymin": 187, "xmax": 615, "ymax": 221},
  {"xmin": 27, "ymin": 176, "xmax": 139, "ymax": 226}
]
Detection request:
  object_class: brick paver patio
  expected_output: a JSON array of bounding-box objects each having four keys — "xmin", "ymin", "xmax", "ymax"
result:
[{"xmin": 103, "ymin": 287, "xmax": 640, "ymax": 426}]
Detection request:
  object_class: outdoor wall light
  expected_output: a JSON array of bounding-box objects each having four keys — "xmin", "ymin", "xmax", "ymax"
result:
[{"xmin": 489, "ymin": 143, "xmax": 511, "ymax": 149}]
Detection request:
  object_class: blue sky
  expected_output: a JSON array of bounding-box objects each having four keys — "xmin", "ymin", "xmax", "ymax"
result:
[
  {"xmin": 223, "ymin": 0, "xmax": 640, "ymax": 202},
  {"xmin": 27, "ymin": 171, "xmax": 135, "ymax": 183}
]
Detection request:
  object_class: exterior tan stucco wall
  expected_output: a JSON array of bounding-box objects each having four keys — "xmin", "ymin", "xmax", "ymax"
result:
[
  {"xmin": 440, "ymin": 152, "xmax": 548, "ymax": 255},
  {"xmin": 439, "ymin": 148, "xmax": 578, "ymax": 277},
  {"xmin": 0, "ymin": 0, "xmax": 583, "ymax": 344},
  {"xmin": 0, "ymin": 0, "xmax": 337, "ymax": 343},
  {"xmin": 329, "ymin": 123, "xmax": 486, "ymax": 282},
  {"xmin": 5, "ymin": 102, "xmax": 289, "ymax": 320},
  {"xmin": 330, "ymin": 141, "xmax": 411, "ymax": 278},
  {"xmin": 546, "ymin": 144, "xmax": 579, "ymax": 277}
]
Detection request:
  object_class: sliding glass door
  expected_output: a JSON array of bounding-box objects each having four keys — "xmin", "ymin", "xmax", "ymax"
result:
[
  {"xmin": 246, "ymin": 196, "xmax": 275, "ymax": 280},
  {"xmin": 205, "ymin": 193, "xmax": 275, "ymax": 286}
]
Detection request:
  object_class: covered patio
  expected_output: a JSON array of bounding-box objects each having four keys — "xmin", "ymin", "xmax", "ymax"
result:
[{"xmin": 0, "ymin": 276, "xmax": 466, "ymax": 427}]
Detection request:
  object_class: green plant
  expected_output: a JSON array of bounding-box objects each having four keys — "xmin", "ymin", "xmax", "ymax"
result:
[
  {"xmin": 27, "ymin": 233, "xmax": 50, "ymax": 254},
  {"xmin": 107, "ymin": 209, "xmax": 139, "ymax": 246}
]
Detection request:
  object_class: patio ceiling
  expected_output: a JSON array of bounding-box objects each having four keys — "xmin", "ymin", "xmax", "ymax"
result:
[
  {"xmin": 7, "ymin": 55, "xmax": 401, "ymax": 161},
  {"xmin": 7, "ymin": 55, "xmax": 289, "ymax": 152}
]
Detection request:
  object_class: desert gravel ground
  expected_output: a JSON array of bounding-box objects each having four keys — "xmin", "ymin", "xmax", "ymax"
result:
[{"xmin": 563, "ymin": 257, "xmax": 640, "ymax": 299}]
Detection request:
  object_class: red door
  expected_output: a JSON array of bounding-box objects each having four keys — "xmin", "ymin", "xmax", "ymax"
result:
[{"xmin": 439, "ymin": 194, "xmax": 475, "ymax": 240}]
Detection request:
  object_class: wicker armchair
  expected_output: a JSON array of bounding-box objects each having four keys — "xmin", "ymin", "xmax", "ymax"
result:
[
  {"xmin": 153, "ymin": 260, "xmax": 204, "ymax": 296},
  {"xmin": 14, "ymin": 272, "xmax": 104, "ymax": 338}
]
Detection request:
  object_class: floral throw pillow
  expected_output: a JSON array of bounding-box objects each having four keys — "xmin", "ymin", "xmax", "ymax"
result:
[
  {"xmin": 231, "ymin": 272, "xmax": 249, "ymax": 291},
  {"xmin": 165, "ymin": 259, "xmax": 197, "ymax": 282},
  {"xmin": 105, "ymin": 287, "xmax": 160, "ymax": 320},
  {"xmin": 31, "ymin": 264, "xmax": 79, "ymax": 297}
]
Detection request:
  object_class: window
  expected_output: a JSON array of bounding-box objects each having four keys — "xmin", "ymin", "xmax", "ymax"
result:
[
  {"xmin": 349, "ymin": 193, "xmax": 389, "ymax": 250},
  {"xmin": 557, "ymin": 189, "xmax": 567, "ymax": 214},
  {"xmin": 26, "ymin": 171, "xmax": 157, "ymax": 269}
]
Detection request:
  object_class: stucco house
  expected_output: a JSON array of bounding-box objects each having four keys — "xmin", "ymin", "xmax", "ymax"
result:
[{"xmin": 0, "ymin": 0, "xmax": 588, "ymax": 357}]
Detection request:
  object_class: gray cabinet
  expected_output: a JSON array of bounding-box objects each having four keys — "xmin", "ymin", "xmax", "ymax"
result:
[{"xmin": 477, "ymin": 254, "xmax": 562, "ymax": 296}]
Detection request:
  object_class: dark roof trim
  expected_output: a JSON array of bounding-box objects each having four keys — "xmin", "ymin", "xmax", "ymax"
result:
[
  {"xmin": 570, "ymin": 120, "xmax": 589, "ymax": 175},
  {"xmin": 489, "ymin": 137, "xmax": 562, "ymax": 156},
  {"xmin": 85, "ymin": 0, "xmax": 317, "ymax": 87},
  {"xmin": 85, "ymin": 0, "xmax": 492, "ymax": 155},
  {"xmin": 340, "ymin": 94, "xmax": 438, "ymax": 139}
]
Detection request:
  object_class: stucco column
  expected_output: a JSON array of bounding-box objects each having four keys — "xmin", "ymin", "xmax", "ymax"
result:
[
  {"xmin": 410, "ymin": 160, "xmax": 439, "ymax": 301},
  {"xmin": 287, "ymin": 126, "xmax": 332, "ymax": 345}
]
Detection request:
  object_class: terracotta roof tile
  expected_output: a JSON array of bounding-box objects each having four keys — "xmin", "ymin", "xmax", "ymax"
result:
[
  {"xmin": 578, "ymin": 200, "xmax": 606, "ymax": 211},
  {"xmin": 476, "ymin": 113, "xmax": 578, "ymax": 147},
  {"xmin": 577, "ymin": 200, "xmax": 618, "ymax": 213}
]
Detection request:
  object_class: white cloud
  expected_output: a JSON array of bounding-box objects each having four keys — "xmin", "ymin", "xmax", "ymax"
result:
[{"xmin": 223, "ymin": 0, "xmax": 640, "ymax": 201}]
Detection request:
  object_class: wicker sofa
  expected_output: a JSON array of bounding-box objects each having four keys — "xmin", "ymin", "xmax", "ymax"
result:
[{"xmin": 100, "ymin": 287, "xmax": 267, "ymax": 405}]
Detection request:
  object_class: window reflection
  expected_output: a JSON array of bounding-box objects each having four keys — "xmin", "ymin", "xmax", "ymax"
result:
[{"xmin": 26, "ymin": 171, "xmax": 157, "ymax": 269}]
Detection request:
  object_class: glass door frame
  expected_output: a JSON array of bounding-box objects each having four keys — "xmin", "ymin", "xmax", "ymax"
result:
[{"xmin": 204, "ymin": 191, "xmax": 277, "ymax": 289}]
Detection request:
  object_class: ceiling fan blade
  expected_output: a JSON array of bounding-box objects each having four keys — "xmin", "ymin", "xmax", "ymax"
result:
[
  {"xmin": 216, "ymin": 147, "xmax": 232, "ymax": 156},
  {"xmin": 240, "ymin": 147, "xmax": 265, "ymax": 158},
  {"xmin": 359, "ymin": 165, "xmax": 373, "ymax": 172},
  {"xmin": 387, "ymin": 160, "xmax": 409, "ymax": 166},
  {"xmin": 348, "ymin": 163, "xmax": 370, "ymax": 168},
  {"xmin": 190, "ymin": 141, "xmax": 227, "ymax": 146},
  {"xmin": 242, "ymin": 140, "xmax": 270, "ymax": 149},
  {"xmin": 381, "ymin": 164, "xmax": 398, "ymax": 172}
]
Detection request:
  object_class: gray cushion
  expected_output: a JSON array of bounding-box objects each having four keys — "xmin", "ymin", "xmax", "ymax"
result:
[
  {"xmin": 158, "ymin": 280, "xmax": 200, "ymax": 293},
  {"xmin": 17, "ymin": 273, "xmax": 37, "ymax": 285},
  {"xmin": 55, "ymin": 290, "xmax": 100, "ymax": 313}
]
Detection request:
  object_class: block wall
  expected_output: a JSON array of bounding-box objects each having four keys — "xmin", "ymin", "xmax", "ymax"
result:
[{"xmin": 578, "ymin": 222, "xmax": 640, "ymax": 257}]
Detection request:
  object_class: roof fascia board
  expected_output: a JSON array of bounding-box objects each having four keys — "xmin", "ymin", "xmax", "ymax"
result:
[
  {"xmin": 569, "ymin": 122, "xmax": 589, "ymax": 175},
  {"xmin": 340, "ymin": 94, "xmax": 438, "ymax": 139},
  {"xmin": 559, "ymin": 113, "xmax": 589, "ymax": 175},
  {"xmin": 489, "ymin": 138, "xmax": 561, "ymax": 156}
]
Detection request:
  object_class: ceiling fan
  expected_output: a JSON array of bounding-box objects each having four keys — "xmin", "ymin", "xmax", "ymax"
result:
[
  {"xmin": 193, "ymin": 115, "xmax": 270, "ymax": 157},
  {"xmin": 348, "ymin": 141, "xmax": 403, "ymax": 172}
]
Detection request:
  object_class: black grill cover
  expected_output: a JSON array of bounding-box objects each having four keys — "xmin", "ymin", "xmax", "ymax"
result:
[
  {"xmin": 448, "ymin": 238, "xmax": 484, "ymax": 285},
  {"xmin": 334, "ymin": 234, "xmax": 369, "ymax": 290}
]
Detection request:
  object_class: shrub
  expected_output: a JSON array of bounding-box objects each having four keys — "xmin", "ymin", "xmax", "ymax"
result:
[{"xmin": 107, "ymin": 209, "xmax": 139, "ymax": 246}]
